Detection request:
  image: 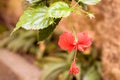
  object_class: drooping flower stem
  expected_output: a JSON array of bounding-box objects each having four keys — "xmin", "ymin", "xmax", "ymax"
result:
[
  {"xmin": 69, "ymin": 49, "xmax": 79, "ymax": 74},
  {"xmin": 73, "ymin": 49, "xmax": 77, "ymax": 62}
]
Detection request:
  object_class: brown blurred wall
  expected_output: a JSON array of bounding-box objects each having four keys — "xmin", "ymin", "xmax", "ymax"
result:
[
  {"xmin": 95, "ymin": 0, "xmax": 120, "ymax": 80},
  {"xmin": 0, "ymin": 0, "xmax": 23, "ymax": 29}
]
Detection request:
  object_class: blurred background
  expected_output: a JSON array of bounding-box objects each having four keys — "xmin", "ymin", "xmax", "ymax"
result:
[{"xmin": 0, "ymin": 0, "xmax": 120, "ymax": 80}]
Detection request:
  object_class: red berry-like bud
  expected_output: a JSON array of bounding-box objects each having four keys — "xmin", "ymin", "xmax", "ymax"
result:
[{"xmin": 69, "ymin": 61, "xmax": 79, "ymax": 75}]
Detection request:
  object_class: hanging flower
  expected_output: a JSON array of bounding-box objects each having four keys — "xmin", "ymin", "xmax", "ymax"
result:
[
  {"xmin": 69, "ymin": 60, "xmax": 79, "ymax": 74},
  {"xmin": 58, "ymin": 31, "xmax": 92, "ymax": 53}
]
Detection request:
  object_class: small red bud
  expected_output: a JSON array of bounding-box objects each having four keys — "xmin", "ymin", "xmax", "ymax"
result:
[{"xmin": 69, "ymin": 61, "xmax": 79, "ymax": 75}]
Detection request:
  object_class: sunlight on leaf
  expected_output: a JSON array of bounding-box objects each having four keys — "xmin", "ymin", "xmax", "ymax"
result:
[
  {"xmin": 41, "ymin": 63, "xmax": 67, "ymax": 80},
  {"xmin": 47, "ymin": 2, "xmax": 71, "ymax": 18},
  {"xmin": 14, "ymin": 6, "xmax": 54, "ymax": 32},
  {"xmin": 80, "ymin": 0, "xmax": 101, "ymax": 5},
  {"xmin": 83, "ymin": 67, "xmax": 101, "ymax": 80}
]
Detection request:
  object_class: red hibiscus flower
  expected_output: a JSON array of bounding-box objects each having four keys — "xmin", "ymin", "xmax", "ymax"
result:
[
  {"xmin": 58, "ymin": 31, "xmax": 92, "ymax": 53},
  {"xmin": 69, "ymin": 61, "xmax": 79, "ymax": 74}
]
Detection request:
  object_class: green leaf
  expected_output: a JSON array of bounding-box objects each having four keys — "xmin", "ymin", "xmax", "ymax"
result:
[
  {"xmin": 47, "ymin": 2, "xmax": 71, "ymax": 18},
  {"xmin": 13, "ymin": 6, "xmax": 54, "ymax": 32},
  {"xmin": 26, "ymin": 0, "xmax": 38, "ymax": 3},
  {"xmin": 80, "ymin": 0, "xmax": 101, "ymax": 5},
  {"xmin": 67, "ymin": 50, "xmax": 75, "ymax": 63},
  {"xmin": 42, "ymin": 56, "xmax": 64, "ymax": 63},
  {"xmin": 47, "ymin": 69, "xmax": 63, "ymax": 80},
  {"xmin": 26, "ymin": 0, "xmax": 43, "ymax": 4},
  {"xmin": 61, "ymin": 70, "xmax": 70, "ymax": 80},
  {"xmin": 51, "ymin": 0, "xmax": 71, "ymax": 4},
  {"xmin": 78, "ymin": 2, "xmax": 87, "ymax": 10},
  {"xmin": 29, "ymin": 0, "xmax": 50, "ymax": 6},
  {"xmin": 41, "ymin": 63, "xmax": 67, "ymax": 80},
  {"xmin": 83, "ymin": 67, "xmax": 101, "ymax": 80},
  {"xmin": 38, "ymin": 18, "xmax": 60, "ymax": 41}
]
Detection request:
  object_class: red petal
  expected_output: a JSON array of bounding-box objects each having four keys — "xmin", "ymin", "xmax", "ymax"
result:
[
  {"xmin": 77, "ymin": 31, "xmax": 92, "ymax": 51},
  {"xmin": 58, "ymin": 32, "xmax": 75, "ymax": 53}
]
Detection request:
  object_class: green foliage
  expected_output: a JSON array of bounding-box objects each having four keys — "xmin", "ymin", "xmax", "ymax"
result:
[
  {"xmin": 38, "ymin": 18, "xmax": 60, "ymax": 41},
  {"xmin": 83, "ymin": 67, "xmax": 101, "ymax": 80},
  {"xmin": 47, "ymin": 2, "xmax": 71, "ymax": 18},
  {"xmin": 0, "ymin": 24, "xmax": 8, "ymax": 33},
  {"xmin": 26, "ymin": 0, "xmax": 71, "ymax": 5},
  {"xmin": 39, "ymin": 45, "xmax": 102, "ymax": 80},
  {"xmin": 26, "ymin": 0, "xmax": 45, "ymax": 4},
  {"xmin": 41, "ymin": 63, "xmax": 67, "ymax": 80},
  {"xmin": 13, "ymin": 6, "xmax": 54, "ymax": 32},
  {"xmin": 39, "ymin": 51, "xmax": 74, "ymax": 80},
  {"xmin": 76, "ymin": 0, "xmax": 101, "ymax": 5},
  {"xmin": 61, "ymin": 70, "xmax": 70, "ymax": 80},
  {"xmin": 12, "ymin": 1, "xmax": 72, "ymax": 40},
  {"xmin": 17, "ymin": 1, "xmax": 71, "ymax": 31},
  {"xmin": 13, "ymin": 0, "xmax": 101, "ymax": 40},
  {"xmin": 27, "ymin": 0, "xmax": 51, "ymax": 6},
  {"xmin": 26, "ymin": 0, "xmax": 42, "ymax": 4},
  {"xmin": 0, "ymin": 29, "xmax": 39, "ymax": 54},
  {"xmin": 77, "ymin": 2, "xmax": 87, "ymax": 10}
]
